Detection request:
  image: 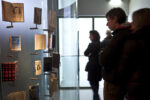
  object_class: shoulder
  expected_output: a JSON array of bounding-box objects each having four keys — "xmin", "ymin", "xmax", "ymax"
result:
[
  {"xmin": 112, "ymin": 28, "xmax": 131, "ymax": 41},
  {"xmin": 92, "ymin": 41, "xmax": 100, "ymax": 45},
  {"xmin": 123, "ymin": 34, "xmax": 138, "ymax": 52},
  {"xmin": 117, "ymin": 28, "xmax": 131, "ymax": 35}
]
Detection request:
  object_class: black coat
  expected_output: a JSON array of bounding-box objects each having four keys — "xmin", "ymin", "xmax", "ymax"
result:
[
  {"xmin": 84, "ymin": 40, "xmax": 102, "ymax": 81},
  {"xmin": 119, "ymin": 26, "xmax": 150, "ymax": 99},
  {"xmin": 101, "ymin": 35, "xmax": 112, "ymax": 49},
  {"xmin": 100, "ymin": 27, "xmax": 131, "ymax": 84}
]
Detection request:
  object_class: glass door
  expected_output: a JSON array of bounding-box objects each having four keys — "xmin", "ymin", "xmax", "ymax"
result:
[
  {"xmin": 59, "ymin": 17, "xmax": 79, "ymax": 100},
  {"xmin": 94, "ymin": 18, "xmax": 109, "ymax": 41},
  {"xmin": 78, "ymin": 17, "xmax": 108, "ymax": 88},
  {"xmin": 58, "ymin": 0, "xmax": 79, "ymax": 99},
  {"xmin": 78, "ymin": 18, "xmax": 93, "ymax": 87},
  {"xmin": 59, "ymin": 18, "xmax": 79, "ymax": 88}
]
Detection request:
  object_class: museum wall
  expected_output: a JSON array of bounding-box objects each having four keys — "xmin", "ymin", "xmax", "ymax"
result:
[{"xmin": 0, "ymin": 0, "xmax": 48, "ymax": 100}]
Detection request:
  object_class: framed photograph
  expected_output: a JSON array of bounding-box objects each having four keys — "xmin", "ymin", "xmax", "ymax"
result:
[
  {"xmin": 48, "ymin": 34, "xmax": 56, "ymax": 49},
  {"xmin": 35, "ymin": 60, "xmax": 42, "ymax": 76},
  {"xmin": 2, "ymin": 1, "xmax": 12, "ymax": 22},
  {"xmin": 29, "ymin": 85, "xmax": 39, "ymax": 100},
  {"xmin": 49, "ymin": 10, "xmax": 56, "ymax": 30},
  {"xmin": 52, "ymin": 34, "xmax": 56, "ymax": 49},
  {"xmin": 52, "ymin": 52, "xmax": 60, "ymax": 68},
  {"xmin": 44, "ymin": 57, "xmax": 52, "ymax": 72},
  {"xmin": 34, "ymin": 34, "xmax": 46, "ymax": 50},
  {"xmin": 9, "ymin": 35, "xmax": 21, "ymax": 51},
  {"xmin": 34, "ymin": 7, "xmax": 42, "ymax": 25},
  {"xmin": 2, "ymin": 1, "xmax": 24, "ymax": 22},
  {"xmin": 48, "ymin": 33, "xmax": 53, "ymax": 49},
  {"xmin": 6, "ymin": 91, "xmax": 26, "ymax": 100},
  {"xmin": 1, "ymin": 62, "xmax": 16, "ymax": 82}
]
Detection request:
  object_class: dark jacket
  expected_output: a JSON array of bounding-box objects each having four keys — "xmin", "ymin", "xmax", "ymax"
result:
[
  {"xmin": 119, "ymin": 25, "xmax": 150, "ymax": 98},
  {"xmin": 101, "ymin": 35, "xmax": 112, "ymax": 49},
  {"xmin": 84, "ymin": 40, "xmax": 102, "ymax": 81},
  {"xmin": 84, "ymin": 40, "xmax": 101, "ymax": 71},
  {"xmin": 100, "ymin": 26, "xmax": 131, "ymax": 84}
]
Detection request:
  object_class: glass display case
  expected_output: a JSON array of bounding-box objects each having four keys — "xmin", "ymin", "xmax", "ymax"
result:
[
  {"xmin": 0, "ymin": 0, "xmax": 48, "ymax": 100},
  {"xmin": 0, "ymin": 0, "xmax": 78, "ymax": 100}
]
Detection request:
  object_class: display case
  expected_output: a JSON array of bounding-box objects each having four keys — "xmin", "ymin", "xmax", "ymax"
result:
[
  {"xmin": 0, "ymin": 0, "xmax": 48, "ymax": 100},
  {"xmin": 0, "ymin": 0, "xmax": 78, "ymax": 100}
]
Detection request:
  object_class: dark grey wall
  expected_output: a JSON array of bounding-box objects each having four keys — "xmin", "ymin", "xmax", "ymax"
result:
[
  {"xmin": 78, "ymin": 0, "xmax": 130, "ymax": 16},
  {"xmin": 57, "ymin": 0, "xmax": 130, "ymax": 17}
]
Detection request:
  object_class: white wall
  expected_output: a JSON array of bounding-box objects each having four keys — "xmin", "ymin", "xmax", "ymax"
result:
[{"xmin": 129, "ymin": 0, "xmax": 150, "ymax": 21}]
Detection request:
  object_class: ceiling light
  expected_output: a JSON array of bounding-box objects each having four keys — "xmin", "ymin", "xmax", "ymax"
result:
[{"xmin": 109, "ymin": 0, "xmax": 122, "ymax": 6}]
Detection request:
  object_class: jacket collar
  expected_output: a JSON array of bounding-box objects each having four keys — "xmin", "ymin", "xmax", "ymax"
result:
[{"xmin": 112, "ymin": 23, "xmax": 131, "ymax": 35}]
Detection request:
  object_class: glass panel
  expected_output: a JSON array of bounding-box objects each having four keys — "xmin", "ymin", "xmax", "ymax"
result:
[
  {"xmin": 78, "ymin": 18, "xmax": 107, "ymax": 88},
  {"xmin": 59, "ymin": 18, "xmax": 78, "ymax": 88},
  {"xmin": 94, "ymin": 18, "xmax": 109, "ymax": 41},
  {"xmin": 94, "ymin": 18, "xmax": 108, "ymax": 100},
  {"xmin": 58, "ymin": 0, "xmax": 79, "ymax": 99},
  {"xmin": 78, "ymin": 18, "xmax": 92, "ymax": 56},
  {"xmin": 60, "ymin": 56, "xmax": 78, "ymax": 87},
  {"xmin": 59, "ymin": 18, "xmax": 78, "ymax": 56},
  {"xmin": 58, "ymin": 0, "xmax": 76, "ymax": 9},
  {"xmin": 78, "ymin": 18, "xmax": 92, "ymax": 87}
]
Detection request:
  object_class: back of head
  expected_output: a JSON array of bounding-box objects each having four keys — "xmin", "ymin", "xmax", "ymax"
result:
[
  {"xmin": 132, "ymin": 8, "xmax": 150, "ymax": 31},
  {"xmin": 106, "ymin": 7, "xmax": 127, "ymax": 24},
  {"xmin": 106, "ymin": 30, "xmax": 112, "ymax": 36}
]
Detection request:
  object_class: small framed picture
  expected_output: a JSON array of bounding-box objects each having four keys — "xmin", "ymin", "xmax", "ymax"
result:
[
  {"xmin": 49, "ymin": 10, "xmax": 56, "ymax": 31},
  {"xmin": 1, "ymin": 62, "xmax": 17, "ymax": 82},
  {"xmin": 34, "ymin": 34, "xmax": 46, "ymax": 50},
  {"xmin": 35, "ymin": 60, "xmax": 42, "ymax": 76},
  {"xmin": 2, "ymin": 1, "xmax": 24, "ymax": 22},
  {"xmin": 34, "ymin": 7, "xmax": 42, "ymax": 25},
  {"xmin": 9, "ymin": 35, "xmax": 21, "ymax": 51}
]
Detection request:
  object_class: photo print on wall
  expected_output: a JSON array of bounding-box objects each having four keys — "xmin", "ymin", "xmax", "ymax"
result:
[
  {"xmin": 34, "ymin": 7, "xmax": 42, "ymax": 25},
  {"xmin": 9, "ymin": 35, "xmax": 21, "ymax": 51},
  {"xmin": 29, "ymin": 85, "xmax": 39, "ymax": 100},
  {"xmin": 44, "ymin": 57, "xmax": 52, "ymax": 72},
  {"xmin": 52, "ymin": 52, "xmax": 60, "ymax": 68},
  {"xmin": 34, "ymin": 34, "xmax": 46, "ymax": 50},
  {"xmin": 2, "ymin": 1, "xmax": 24, "ymax": 22},
  {"xmin": 35, "ymin": 60, "xmax": 42, "ymax": 76},
  {"xmin": 5, "ymin": 91, "xmax": 26, "ymax": 100},
  {"xmin": 49, "ymin": 10, "xmax": 56, "ymax": 31},
  {"xmin": 1, "ymin": 62, "xmax": 17, "ymax": 82}
]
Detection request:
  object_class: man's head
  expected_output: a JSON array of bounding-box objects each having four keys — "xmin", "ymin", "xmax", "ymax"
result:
[{"xmin": 106, "ymin": 7, "xmax": 127, "ymax": 30}]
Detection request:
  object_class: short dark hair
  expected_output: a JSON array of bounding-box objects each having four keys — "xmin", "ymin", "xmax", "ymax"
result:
[
  {"xmin": 106, "ymin": 7, "xmax": 127, "ymax": 24},
  {"xmin": 89, "ymin": 30, "xmax": 100, "ymax": 41}
]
